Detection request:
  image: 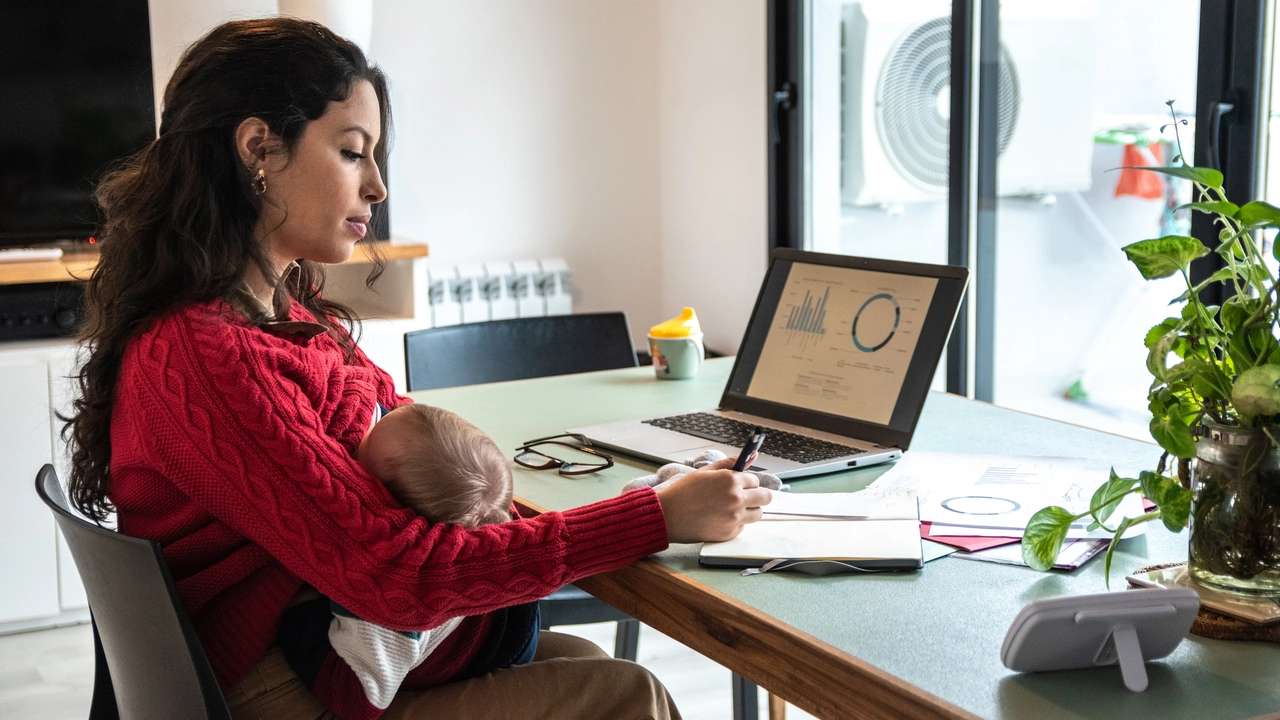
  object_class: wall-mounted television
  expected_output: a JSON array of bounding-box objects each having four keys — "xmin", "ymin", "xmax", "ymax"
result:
[{"xmin": 0, "ymin": 0, "xmax": 155, "ymax": 248}]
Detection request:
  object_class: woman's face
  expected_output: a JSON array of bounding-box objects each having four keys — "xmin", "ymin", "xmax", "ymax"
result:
[{"xmin": 256, "ymin": 80, "xmax": 387, "ymax": 269}]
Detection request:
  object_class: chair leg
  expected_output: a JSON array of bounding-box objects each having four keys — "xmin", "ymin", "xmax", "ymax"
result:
[
  {"xmin": 88, "ymin": 617, "xmax": 120, "ymax": 720},
  {"xmin": 731, "ymin": 672, "xmax": 759, "ymax": 720},
  {"xmin": 614, "ymin": 618, "xmax": 640, "ymax": 661},
  {"xmin": 768, "ymin": 691, "xmax": 787, "ymax": 720}
]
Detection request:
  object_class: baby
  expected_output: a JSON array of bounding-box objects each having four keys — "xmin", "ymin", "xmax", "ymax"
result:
[
  {"xmin": 358, "ymin": 403, "xmax": 515, "ymax": 528},
  {"xmin": 278, "ymin": 403, "xmax": 538, "ymax": 720}
]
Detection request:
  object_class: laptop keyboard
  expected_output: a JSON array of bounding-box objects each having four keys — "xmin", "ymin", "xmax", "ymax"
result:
[{"xmin": 642, "ymin": 412, "xmax": 866, "ymax": 464}]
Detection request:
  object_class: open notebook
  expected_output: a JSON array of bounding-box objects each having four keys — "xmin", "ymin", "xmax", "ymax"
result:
[{"xmin": 698, "ymin": 493, "xmax": 923, "ymax": 572}]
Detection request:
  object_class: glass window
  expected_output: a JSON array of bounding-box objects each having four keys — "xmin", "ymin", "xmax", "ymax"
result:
[
  {"xmin": 807, "ymin": 0, "xmax": 952, "ymax": 265},
  {"xmin": 992, "ymin": 0, "xmax": 1198, "ymax": 440},
  {"xmin": 803, "ymin": 0, "xmax": 1202, "ymax": 436}
]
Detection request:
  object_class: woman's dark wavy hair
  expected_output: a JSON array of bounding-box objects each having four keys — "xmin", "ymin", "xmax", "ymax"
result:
[{"xmin": 65, "ymin": 17, "xmax": 391, "ymax": 520}]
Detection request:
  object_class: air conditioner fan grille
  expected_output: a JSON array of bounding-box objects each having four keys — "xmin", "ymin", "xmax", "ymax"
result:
[{"xmin": 877, "ymin": 17, "xmax": 1020, "ymax": 190}]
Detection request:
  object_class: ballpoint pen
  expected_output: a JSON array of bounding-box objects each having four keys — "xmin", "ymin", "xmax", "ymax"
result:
[{"xmin": 733, "ymin": 429, "xmax": 767, "ymax": 472}]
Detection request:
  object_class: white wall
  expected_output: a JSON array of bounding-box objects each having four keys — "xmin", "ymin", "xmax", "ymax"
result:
[
  {"xmin": 148, "ymin": 0, "xmax": 278, "ymax": 130},
  {"xmin": 372, "ymin": 0, "xmax": 665, "ymax": 346},
  {"xmin": 657, "ymin": 0, "xmax": 769, "ymax": 355}
]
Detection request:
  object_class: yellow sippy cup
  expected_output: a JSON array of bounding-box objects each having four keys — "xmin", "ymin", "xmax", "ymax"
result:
[{"xmin": 648, "ymin": 308, "xmax": 704, "ymax": 379}]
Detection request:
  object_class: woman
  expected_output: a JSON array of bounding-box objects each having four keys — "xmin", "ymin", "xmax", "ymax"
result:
[{"xmin": 65, "ymin": 17, "xmax": 769, "ymax": 720}]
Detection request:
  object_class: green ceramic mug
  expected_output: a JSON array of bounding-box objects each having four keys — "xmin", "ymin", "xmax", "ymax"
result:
[{"xmin": 649, "ymin": 333, "xmax": 704, "ymax": 380}]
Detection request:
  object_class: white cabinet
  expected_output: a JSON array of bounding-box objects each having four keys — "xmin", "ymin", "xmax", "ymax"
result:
[
  {"xmin": 0, "ymin": 340, "xmax": 87, "ymax": 627},
  {"xmin": 0, "ymin": 358, "xmax": 60, "ymax": 623}
]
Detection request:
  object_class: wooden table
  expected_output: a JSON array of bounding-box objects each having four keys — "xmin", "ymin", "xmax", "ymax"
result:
[{"xmin": 409, "ymin": 358, "xmax": 1280, "ymax": 720}]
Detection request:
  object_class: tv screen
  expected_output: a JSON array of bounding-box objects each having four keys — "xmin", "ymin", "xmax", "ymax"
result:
[{"xmin": 0, "ymin": 0, "xmax": 155, "ymax": 247}]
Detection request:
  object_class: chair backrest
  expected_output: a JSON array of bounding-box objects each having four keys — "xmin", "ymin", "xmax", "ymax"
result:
[
  {"xmin": 404, "ymin": 312, "xmax": 638, "ymax": 391},
  {"xmin": 35, "ymin": 465, "xmax": 231, "ymax": 720}
]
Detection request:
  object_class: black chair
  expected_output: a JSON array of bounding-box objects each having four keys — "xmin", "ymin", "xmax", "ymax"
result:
[
  {"xmin": 404, "ymin": 312, "xmax": 643, "ymax": 660},
  {"xmin": 35, "ymin": 464, "xmax": 231, "ymax": 720},
  {"xmin": 405, "ymin": 312, "xmax": 640, "ymax": 391}
]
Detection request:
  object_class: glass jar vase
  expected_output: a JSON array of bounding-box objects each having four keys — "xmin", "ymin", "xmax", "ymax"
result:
[{"xmin": 1189, "ymin": 423, "xmax": 1280, "ymax": 597}]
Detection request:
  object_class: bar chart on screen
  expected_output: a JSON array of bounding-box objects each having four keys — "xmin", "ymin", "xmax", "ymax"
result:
[{"xmin": 784, "ymin": 286, "xmax": 830, "ymax": 348}]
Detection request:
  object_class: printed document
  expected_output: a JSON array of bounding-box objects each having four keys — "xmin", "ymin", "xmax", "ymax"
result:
[{"xmin": 867, "ymin": 451, "xmax": 1146, "ymax": 539}]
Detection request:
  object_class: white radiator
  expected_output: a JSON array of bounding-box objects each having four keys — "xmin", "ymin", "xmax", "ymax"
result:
[{"xmin": 355, "ymin": 258, "xmax": 574, "ymax": 392}]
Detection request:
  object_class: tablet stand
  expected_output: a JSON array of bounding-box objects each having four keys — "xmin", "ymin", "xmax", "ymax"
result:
[
  {"xmin": 1097, "ymin": 623, "xmax": 1148, "ymax": 691},
  {"xmin": 1001, "ymin": 588, "xmax": 1200, "ymax": 692}
]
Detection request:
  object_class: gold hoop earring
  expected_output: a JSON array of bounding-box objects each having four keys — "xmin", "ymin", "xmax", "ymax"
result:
[{"xmin": 252, "ymin": 168, "xmax": 267, "ymax": 196}]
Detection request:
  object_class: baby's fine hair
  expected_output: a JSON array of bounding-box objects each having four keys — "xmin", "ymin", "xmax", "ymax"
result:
[{"xmin": 376, "ymin": 405, "xmax": 513, "ymax": 527}]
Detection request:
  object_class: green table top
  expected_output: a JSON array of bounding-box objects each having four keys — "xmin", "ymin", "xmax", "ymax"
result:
[{"xmin": 409, "ymin": 358, "xmax": 1280, "ymax": 720}]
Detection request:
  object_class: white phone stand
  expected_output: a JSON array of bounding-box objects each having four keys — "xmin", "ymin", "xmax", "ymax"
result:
[{"xmin": 1001, "ymin": 588, "xmax": 1200, "ymax": 692}]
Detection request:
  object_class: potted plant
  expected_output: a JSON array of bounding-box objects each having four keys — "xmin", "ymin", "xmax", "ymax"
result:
[{"xmin": 1023, "ymin": 104, "xmax": 1280, "ymax": 596}]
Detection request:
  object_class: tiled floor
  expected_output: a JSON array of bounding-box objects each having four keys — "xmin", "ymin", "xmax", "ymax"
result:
[
  {"xmin": 0, "ymin": 620, "xmax": 815, "ymax": 720},
  {"xmin": 0, "ymin": 623, "xmax": 95, "ymax": 720}
]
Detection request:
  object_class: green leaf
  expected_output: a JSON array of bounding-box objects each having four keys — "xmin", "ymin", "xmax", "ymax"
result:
[
  {"xmin": 1144, "ymin": 318, "xmax": 1181, "ymax": 349},
  {"xmin": 1122, "ymin": 236, "xmax": 1209, "ymax": 280},
  {"xmin": 1102, "ymin": 516, "xmax": 1137, "ymax": 590},
  {"xmin": 1184, "ymin": 357, "xmax": 1233, "ymax": 402},
  {"xmin": 1235, "ymin": 201, "xmax": 1280, "ymax": 228},
  {"xmin": 1223, "ymin": 299, "xmax": 1262, "ymax": 371},
  {"xmin": 1178, "ymin": 200, "xmax": 1240, "ymax": 216},
  {"xmin": 1221, "ymin": 299, "xmax": 1252, "ymax": 335},
  {"xmin": 1146, "ymin": 331, "xmax": 1178, "ymax": 382},
  {"xmin": 1120, "ymin": 165, "xmax": 1223, "ymax": 188},
  {"xmin": 1150, "ymin": 413, "xmax": 1197, "ymax": 458},
  {"xmin": 1148, "ymin": 388, "xmax": 1175, "ymax": 416},
  {"xmin": 1232, "ymin": 365, "xmax": 1280, "ymax": 424},
  {"xmin": 1139, "ymin": 471, "xmax": 1192, "ymax": 532},
  {"xmin": 1089, "ymin": 469, "xmax": 1139, "ymax": 528},
  {"xmin": 1021, "ymin": 506, "xmax": 1077, "ymax": 572},
  {"xmin": 1158, "ymin": 490, "xmax": 1192, "ymax": 532},
  {"xmin": 1204, "ymin": 267, "xmax": 1239, "ymax": 285}
]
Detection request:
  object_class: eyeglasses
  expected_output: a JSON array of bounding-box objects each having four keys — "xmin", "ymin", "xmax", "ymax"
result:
[{"xmin": 514, "ymin": 433, "xmax": 615, "ymax": 476}]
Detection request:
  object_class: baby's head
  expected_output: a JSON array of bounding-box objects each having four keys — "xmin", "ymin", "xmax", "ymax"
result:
[{"xmin": 357, "ymin": 404, "xmax": 513, "ymax": 528}]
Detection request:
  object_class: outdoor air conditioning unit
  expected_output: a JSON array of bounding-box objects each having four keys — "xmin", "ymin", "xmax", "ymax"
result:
[{"xmin": 842, "ymin": 0, "xmax": 1096, "ymax": 206}]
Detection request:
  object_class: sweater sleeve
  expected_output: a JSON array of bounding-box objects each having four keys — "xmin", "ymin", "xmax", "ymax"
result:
[{"xmin": 121, "ymin": 311, "xmax": 669, "ymax": 632}]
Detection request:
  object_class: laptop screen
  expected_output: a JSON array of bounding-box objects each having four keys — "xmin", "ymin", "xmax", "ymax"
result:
[
  {"xmin": 746, "ymin": 262, "xmax": 939, "ymax": 425},
  {"xmin": 723, "ymin": 250, "xmax": 967, "ymax": 450}
]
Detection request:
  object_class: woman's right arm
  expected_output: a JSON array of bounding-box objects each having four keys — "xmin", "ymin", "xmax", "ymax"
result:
[{"xmin": 116, "ymin": 313, "xmax": 669, "ymax": 632}]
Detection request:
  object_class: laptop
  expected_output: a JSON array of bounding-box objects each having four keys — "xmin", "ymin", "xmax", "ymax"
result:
[{"xmin": 570, "ymin": 249, "xmax": 969, "ymax": 479}]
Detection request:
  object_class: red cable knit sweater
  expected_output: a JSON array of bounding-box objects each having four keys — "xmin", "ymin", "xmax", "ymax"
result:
[{"xmin": 109, "ymin": 299, "xmax": 670, "ymax": 695}]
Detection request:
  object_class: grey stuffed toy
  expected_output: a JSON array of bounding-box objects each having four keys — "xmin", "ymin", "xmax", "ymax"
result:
[{"xmin": 621, "ymin": 449, "xmax": 789, "ymax": 494}]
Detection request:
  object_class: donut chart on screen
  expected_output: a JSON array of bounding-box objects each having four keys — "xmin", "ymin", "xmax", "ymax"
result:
[{"xmin": 851, "ymin": 293, "xmax": 900, "ymax": 352}]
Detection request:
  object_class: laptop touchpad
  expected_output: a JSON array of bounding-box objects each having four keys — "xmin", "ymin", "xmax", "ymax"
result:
[{"xmin": 623, "ymin": 428, "xmax": 713, "ymax": 454}]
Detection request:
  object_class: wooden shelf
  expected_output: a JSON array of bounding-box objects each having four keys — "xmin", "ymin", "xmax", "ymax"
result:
[
  {"xmin": 0, "ymin": 240, "xmax": 428, "ymax": 287},
  {"xmin": 350, "ymin": 241, "xmax": 430, "ymax": 263}
]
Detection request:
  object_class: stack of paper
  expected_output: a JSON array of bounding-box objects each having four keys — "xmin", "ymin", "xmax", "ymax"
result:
[
  {"xmin": 699, "ymin": 491, "xmax": 929, "ymax": 572},
  {"xmin": 865, "ymin": 452, "xmax": 1147, "ymax": 570}
]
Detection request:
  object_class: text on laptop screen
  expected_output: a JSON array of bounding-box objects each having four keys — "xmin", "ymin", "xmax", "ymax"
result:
[{"xmin": 745, "ymin": 262, "xmax": 938, "ymax": 425}]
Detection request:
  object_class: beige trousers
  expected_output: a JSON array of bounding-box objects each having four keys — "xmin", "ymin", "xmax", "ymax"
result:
[{"xmin": 225, "ymin": 631, "xmax": 682, "ymax": 720}]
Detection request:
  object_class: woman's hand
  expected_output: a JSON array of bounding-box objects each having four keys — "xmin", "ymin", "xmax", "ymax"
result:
[{"xmin": 654, "ymin": 457, "xmax": 773, "ymax": 543}]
